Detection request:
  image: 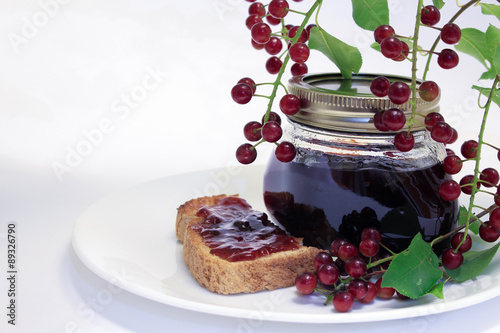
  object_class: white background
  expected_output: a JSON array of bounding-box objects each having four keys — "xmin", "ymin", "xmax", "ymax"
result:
[{"xmin": 1, "ymin": 0, "xmax": 500, "ymax": 332}]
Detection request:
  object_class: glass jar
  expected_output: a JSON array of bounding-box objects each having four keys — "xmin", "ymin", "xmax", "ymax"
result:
[{"xmin": 263, "ymin": 73, "xmax": 459, "ymax": 253}]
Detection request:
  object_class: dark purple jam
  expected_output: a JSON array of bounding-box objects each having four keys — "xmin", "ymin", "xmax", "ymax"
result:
[
  {"xmin": 263, "ymin": 161, "xmax": 459, "ymax": 253},
  {"xmin": 193, "ymin": 196, "xmax": 300, "ymax": 262}
]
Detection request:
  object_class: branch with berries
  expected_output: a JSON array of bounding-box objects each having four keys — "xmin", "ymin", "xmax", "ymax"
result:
[{"xmin": 232, "ymin": 0, "xmax": 500, "ymax": 311}]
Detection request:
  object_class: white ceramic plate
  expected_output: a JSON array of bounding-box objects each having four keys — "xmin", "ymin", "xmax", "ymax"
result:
[{"xmin": 72, "ymin": 164, "xmax": 500, "ymax": 323}]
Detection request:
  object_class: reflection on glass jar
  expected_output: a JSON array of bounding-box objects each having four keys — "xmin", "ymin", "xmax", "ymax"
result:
[{"xmin": 263, "ymin": 73, "xmax": 459, "ymax": 253}]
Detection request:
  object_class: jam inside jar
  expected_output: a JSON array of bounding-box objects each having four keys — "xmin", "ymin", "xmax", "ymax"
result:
[{"xmin": 263, "ymin": 73, "xmax": 459, "ymax": 253}]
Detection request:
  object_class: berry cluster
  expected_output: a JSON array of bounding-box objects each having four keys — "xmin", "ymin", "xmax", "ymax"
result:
[
  {"xmin": 435, "ymin": 139, "xmax": 500, "ymax": 267},
  {"xmin": 369, "ymin": 4, "xmax": 463, "ymax": 153},
  {"xmin": 295, "ymin": 227, "xmax": 405, "ymax": 312},
  {"xmin": 234, "ymin": 0, "xmax": 316, "ymax": 164},
  {"xmin": 374, "ymin": 5, "xmax": 461, "ymax": 68}
]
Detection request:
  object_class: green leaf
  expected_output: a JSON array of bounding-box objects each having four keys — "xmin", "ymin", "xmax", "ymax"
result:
[
  {"xmin": 427, "ymin": 281, "xmax": 445, "ymax": 299},
  {"xmin": 493, "ymin": 44, "xmax": 500, "ymax": 77},
  {"xmin": 480, "ymin": 3, "xmax": 500, "ymax": 21},
  {"xmin": 308, "ymin": 27, "xmax": 362, "ymax": 79},
  {"xmin": 458, "ymin": 205, "xmax": 479, "ymax": 235},
  {"xmin": 472, "ymin": 85, "xmax": 500, "ymax": 107},
  {"xmin": 455, "ymin": 28, "xmax": 492, "ymax": 68},
  {"xmin": 479, "ymin": 67, "xmax": 498, "ymax": 80},
  {"xmin": 485, "ymin": 24, "xmax": 500, "ymax": 50},
  {"xmin": 445, "ymin": 242, "xmax": 500, "ymax": 282},
  {"xmin": 351, "ymin": 0, "xmax": 389, "ymax": 31},
  {"xmin": 381, "ymin": 233, "xmax": 442, "ymax": 299},
  {"xmin": 432, "ymin": 0, "xmax": 445, "ymax": 10}
]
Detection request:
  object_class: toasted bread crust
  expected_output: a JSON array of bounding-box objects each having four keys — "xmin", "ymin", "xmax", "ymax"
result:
[{"xmin": 176, "ymin": 195, "xmax": 321, "ymax": 294}]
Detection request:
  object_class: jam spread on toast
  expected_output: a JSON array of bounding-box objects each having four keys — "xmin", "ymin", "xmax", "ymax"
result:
[{"xmin": 193, "ymin": 196, "xmax": 300, "ymax": 262}]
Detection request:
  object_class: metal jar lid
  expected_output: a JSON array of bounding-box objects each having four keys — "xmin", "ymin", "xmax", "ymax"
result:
[{"xmin": 287, "ymin": 73, "xmax": 440, "ymax": 133}]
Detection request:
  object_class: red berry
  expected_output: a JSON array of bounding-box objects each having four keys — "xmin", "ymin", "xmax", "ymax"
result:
[
  {"xmin": 490, "ymin": 208, "xmax": 500, "ymax": 229},
  {"xmin": 461, "ymin": 140, "xmax": 478, "ymax": 159},
  {"xmin": 295, "ymin": 273, "xmax": 317, "ymax": 294},
  {"xmin": 317, "ymin": 263, "xmax": 340, "ymax": 285},
  {"xmin": 388, "ymin": 81, "xmax": 411, "ymax": 105},
  {"xmin": 382, "ymin": 108, "xmax": 406, "ymax": 131},
  {"xmin": 275, "ymin": 141, "xmax": 296, "ymax": 162},
  {"xmin": 251, "ymin": 22, "xmax": 272, "ymax": 44},
  {"xmin": 370, "ymin": 76, "xmax": 391, "ymax": 97},
  {"xmin": 438, "ymin": 49, "xmax": 459, "ymax": 69},
  {"xmin": 245, "ymin": 14, "xmax": 263, "ymax": 30},
  {"xmin": 243, "ymin": 121, "xmax": 262, "ymax": 141},
  {"xmin": 374, "ymin": 25, "xmax": 395, "ymax": 43},
  {"xmin": 251, "ymin": 38, "xmax": 265, "ymax": 50},
  {"xmin": 374, "ymin": 111, "xmax": 390, "ymax": 132},
  {"xmin": 443, "ymin": 155, "xmax": 463, "ymax": 175},
  {"xmin": 238, "ymin": 77, "xmax": 257, "ymax": 94},
  {"xmin": 266, "ymin": 56, "xmax": 283, "ymax": 74},
  {"xmin": 460, "ymin": 174, "xmax": 480, "ymax": 195},
  {"xmin": 348, "ymin": 279, "xmax": 368, "ymax": 299},
  {"xmin": 441, "ymin": 248, "xmax": 463, "ymax": 269},
  {"xmin": 291, "ymin": 62, "xmax": 308, "ymax": 76},
  {"xmin": 268, "ymin": 0, "xmax": 289, "ymax": 18},
  {"xmin": 264, "ymin": 36, "xmax": 283, "ymax": 55},
  {"xmin": 393, "ymin": 41, "xmax": 409, "ymax": 62},
  {"xmin": 248, "ymin": 2, "xmax": 266, "ymax": 16},
  {"xmin": 358, "ymin": 281, "xmax": 377, "ymax": 304},
  {"xmin": 441, "ymin": 23, "xmax": 462, "ymax": 44},
  {"xmin": 380, "ymin": 36, "xmax": 403, "ymax": 59},
  {"xmin": 280, "ymin": 94, "xmax": 301, "ymax": 115},
  {"xmin": 447, "ymin": 128, "xmax": 458, "ymax": 144},
  {"xmin": 421, "ymin": 5, "xmax": 441, "ymax": 26},
  {"xmin": 345, "ymin": 257, "xmax": 367, "ymax": 278},
  {"xmin": 359, "ymin": 238, "xmax": 379, "ymax": 257},
  {"xmin": 431, "ymin": 121, "xmax": 453, "ymax": 143},
  {"xmin": 479, "ymin": 222, "xmax": 500, "ymax": 242},
  {"xmin": 394, "ymin": 131, "xmax": 415, "ymax": 152},
  {"xmin": 313, "ymin": 251, "xmax": 334, "ymax": 271},
  {"xmin": 361, "ymin": 227, "xmax": 382, "ymax": 242},
  {"xmin": 266, "ymin": 14, "xmax": 282, "ymax": 26},
  {"xmin": 332, "ymin": 291, "xmax": 354, "ymax": 312},
  {"xmin": 305, "ymin": 24, "xmax": 316, "ymax": 36},
  {"xmin": 231, "ymin": 83, "xmax": 253, "ymax": 104},
  {"xmin": 289, "ymin": 42, "xmax": 310, "ymax": 63},
  {"xmin": 419, "ymin": 81, "xmax": 440, "ymax": 102},
  {"xmin": 438, "ymin": 179, "xmax": 461, "ymax": 201},
  {"xmin": 450, "ymin": 232, "xmax": 472, "ymax": 253},
  {"xmin": 262, "ymin": 111, "xmax": 281, "ymax": 125},
  {"xmin": 287, "ymin": 26, "xmax": 308, "ymax": 43},
  {"xmin": 424, "ymin": 112, "xmax": 445, "ymax": 131},
  {"xmin": 330, "ymin": 238, "xmax": 348, "ymax": 257},
  {"xmin": 236, "ymin": 143, "xmax": 257, "ymax": 164},
  {"xmin": 480, "ymin": 167, "xmax": 499, "ymax": 187},
  {"xmin": 261, "ymin": 121, "xmax": 282, "ymax": 142},
  {"xmin": 375, "ymin": 278, "xmax": 395, "ymax": 299},
  {"xmin": 338, "ymin": 243, "xmax": 358, "ymax": 262}
]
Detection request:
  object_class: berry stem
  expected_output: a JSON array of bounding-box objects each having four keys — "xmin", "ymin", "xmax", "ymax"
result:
[
  {"xmin": 406, "ymin": 0, "xmax": 424, "ymax": 132},
  {"xmin": 263, "ymin": 0, "xmax": 322, "ymax": 123},
  {"xmin": 366, "ymin": 254, "xmax": 395, "ymax": 270},
  {"xmin": 462, "ymin": 75, "xmax": 500, "ymax": 237},
  {"xmin": 430, "ymin": 203, "xmax": 497, "ymax": 247},
  {"xmin": 483, "ymin": 141, "xmax": 500, "ymax": 151}
]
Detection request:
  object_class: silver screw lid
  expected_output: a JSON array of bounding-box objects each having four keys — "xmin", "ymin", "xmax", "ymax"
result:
[{"xmin": 287, "ymin": 73, "xmax": 440, "ymax": 133}]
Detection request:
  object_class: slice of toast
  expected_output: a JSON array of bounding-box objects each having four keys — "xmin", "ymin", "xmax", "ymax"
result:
[{"xmin": 176, "ymin": 195, "xmax": 321, "ymax": 294}]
